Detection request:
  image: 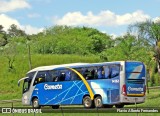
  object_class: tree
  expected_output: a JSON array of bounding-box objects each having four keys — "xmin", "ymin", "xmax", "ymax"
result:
[
  {"xmin": 0, "ymin": 25, "xmax": 5, "ymax": 34},
  {"xmin": 0, "ymin": 25, "xmax": 8, "ymax": 46},
  {"xmin": 101, "ymin": 33, "xmax": 152, "ymax": 64},
  {"xmin": 2, "ymin": 42, "xmax": 17, "ymax": 72},
  {"xmin": 8, "ymin": 24, "xmax": 26, "ymax": 37},
  {"xmin": 34, "ymin": 25, "xmax": 112, "ymax": 55},
  {"xmin": 129, "ymin": 18, "xmax": 160, "ymax": 73}
]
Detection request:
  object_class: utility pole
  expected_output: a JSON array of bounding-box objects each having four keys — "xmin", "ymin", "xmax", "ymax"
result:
[{"xmin": 28, "ymin": 44, "xmax": 32, "ymax": 70}]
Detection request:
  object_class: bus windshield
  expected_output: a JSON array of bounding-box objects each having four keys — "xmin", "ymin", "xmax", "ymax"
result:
[{"xmin": 23, "ymin": 72, "xmax": 35, "ymax": 93}]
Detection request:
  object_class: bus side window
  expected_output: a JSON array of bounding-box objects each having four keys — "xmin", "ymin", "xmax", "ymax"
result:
[
  {"xmin": 110, "ymin": 65, "xmax": 120, "ymax": 78},
  {"xmin": 59, "ymin": 72, "xmax": 65, "ymax": 81},
  {"xmin": 33, "ymin": 72, "xmax": 46, "ymax": 85},
  {"xmin": 103, "ymin": 65, "xmax": 110, "ymax": 79},
  {"xmin": 50, "ymin": 70, "xmax": 60, "ymax": 82},
  {"xmin": 45, "ymin": 71, "xmax": 52, "ymax": 82},
  {"xmin": 70, "ymin": 70, "xmax": 80, "ymax": 81},
  {"xmin": 85, "ymin": 68, "xmax": 95, "ymax": 80},
  {"xmin": 90, "ymin": 68, "xmax": 95, "ymax": 80},
  {"xmin": 65, "ymin": 71, "xmax": 71, "ymax": 81},
  {"xmin": 97, "ymin": 67, "xmax": 104, "ymax": 79},
  {"xmin": 84, "ymin": 69, "xmax": 89, "ymax": 79}
]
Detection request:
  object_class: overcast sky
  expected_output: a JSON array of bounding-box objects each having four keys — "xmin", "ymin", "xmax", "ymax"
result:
[{"xmin": 0, "ymin": 0, "xmax": 159, "ymax": 36}]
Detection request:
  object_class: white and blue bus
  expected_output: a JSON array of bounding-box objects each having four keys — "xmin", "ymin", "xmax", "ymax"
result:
[{"xmin": 18, "ymin": 61, "xmax": 146, "ymax": 108}]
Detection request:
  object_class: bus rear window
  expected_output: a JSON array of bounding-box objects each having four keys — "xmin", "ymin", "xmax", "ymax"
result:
[{"xmin": 125, "ymin": 62, "xmax": 145, "ymax": 73}]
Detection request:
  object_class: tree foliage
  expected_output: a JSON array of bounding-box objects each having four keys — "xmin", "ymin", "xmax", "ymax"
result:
[
  {"xmin": 8, "ymin": 24, "xmax": 26, "ymax": 37},
  {"xmin": 129, "ymin": 18, "xmax": 160, "ymax": 74},
  {"xmin": 0, "ymin": 25, "xmax": 8, "ymax": 46},
  {"xmin": 33, "ymin": 26, "xmax": 112, "ymax": 55}
]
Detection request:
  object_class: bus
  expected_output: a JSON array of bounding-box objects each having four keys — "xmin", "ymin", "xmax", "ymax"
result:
[{"xmin": 18, "ymin": 61, "xmax": 146, "ymax": 108}]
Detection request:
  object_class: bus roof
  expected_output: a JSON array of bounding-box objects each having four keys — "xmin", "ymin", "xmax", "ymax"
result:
[
  {"xmin": 27, "ymin": 63, "xmax": 90, "ymax": 73},
  {"xmin": 27, "ymin": 61, "xmax": 126, "ymax": 73},
  {"xmin": 27, "ymin": 61, "xmax": 143, "ymax": 73}
]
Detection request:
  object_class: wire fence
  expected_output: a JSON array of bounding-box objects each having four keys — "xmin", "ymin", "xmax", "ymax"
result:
[{"xmin": 147, "ymin": 86, "xmax": 160, "ymax": 89}]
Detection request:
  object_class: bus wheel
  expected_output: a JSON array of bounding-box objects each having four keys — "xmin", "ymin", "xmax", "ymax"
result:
[
  {"xmin": 115, "ymin": 104, "xmax": 124, "ymax": 108},
  {"xmin": 94, "ymin": 96, "xmax": 103, "ymax": 108},
  {"xmin": 32, "ymin": 98, "xmax": 41, "ymax": 109},
  {"xmin": 52, "ymin": 105, "xmax": 59, "ymax": 109},
  {"xmin": 104, "ymin": 105, "xmax": 113, "ymax": 108},
  {"xmin": 83, "ymin": 96, "xmax": 94, "ymax": 108}
]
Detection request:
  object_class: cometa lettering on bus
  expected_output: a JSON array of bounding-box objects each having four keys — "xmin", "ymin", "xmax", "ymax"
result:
[
  {"xmin": 44, "ymin": 84, "xmax": 62, "ymax": 90},
  {"xmin": 128, "ymin": 86, "xmax": 143, "ymax": 91}
]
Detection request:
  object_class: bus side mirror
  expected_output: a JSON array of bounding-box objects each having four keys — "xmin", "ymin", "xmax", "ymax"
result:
[
  {"xmin": 18, "ymin": 79, "xmax": 22, "ymax": 87},
  {"xmin": 18, "ymin": 82, "xmax": 20, "ymax": 87}
]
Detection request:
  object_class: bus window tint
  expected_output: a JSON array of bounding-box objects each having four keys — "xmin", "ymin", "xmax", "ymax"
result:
[
  {"xmin": 103, "ymin": 65, "xmax": 110, "ymax": 79},
  {"xmin": 49, "ymin": 69, "xmax": 79, "ymax": 81},
  {"xmin": 96, "ymin": 67, "xmax": 104, "ymax": 79},
  {"xmin": 34, "ymin": 71, "xmax": 48, "ymax": 85},
  {"xmin": 65, "ymin": 70, "xmax": 71, "ymax": 81},
  {"xmin": 49, "ymin": 70, "xmax": 60, "ymax": 82},
  {"xmin": 70, "ymin": 69, "xmax": 80, "ymax": 80},
  {"xmin": 59, "ymin": 71, "xmax": 66, "ymax": 81},
  {"xmin": 23, "ymin": 72, "xmax": 36, "ymax": 93},
  {"xmin": 80, "ymin": 67, "xmax": 96, "ymax": 80},
  {"xmin": 110, "ymin": 64, "xmax": 120, "ymax": 78},
  {"xmin": 27, "ymin": 72, "xmax": 36, "ymax": 79},
  {"xmin": 23, "ymin": 78, "xmax": 31, "ymax": 93}
]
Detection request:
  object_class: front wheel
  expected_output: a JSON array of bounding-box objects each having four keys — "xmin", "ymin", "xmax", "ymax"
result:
[
  {"xmin": 94, "ymin": 96, "xmax": 103, "ymax": 108},
  {"xmin": 83, "ymin": 96, "xmax": 94, "ymax": 108},
  {"xmin": 32, "ymin": 98, "xmax": 41, "ymax": 109}
]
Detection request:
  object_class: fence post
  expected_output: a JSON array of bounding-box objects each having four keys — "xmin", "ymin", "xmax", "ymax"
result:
[
  {"xmin": 135, "ymin": 98, "xmax": 138, "ymax": 116},
  {"xmin": 12, "ymin": 102, "xmax": 14, "ymax": 116}
]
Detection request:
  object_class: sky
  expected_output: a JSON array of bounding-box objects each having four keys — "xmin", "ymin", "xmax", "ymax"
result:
[{"xmin": 0, "ymin": 0, "xmax": 160, "ymax": 37}]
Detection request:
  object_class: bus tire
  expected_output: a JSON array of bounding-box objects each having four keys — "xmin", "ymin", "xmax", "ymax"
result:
[
  {"xmin": 52, "ymin": 105, "xmax": 59, "ymax": 109},
  {"xmin": 94, "ymin": 96, "xmax": 103, "ymax": 108},
  {"xmin": 83, "ymin": 96, "xmax": 94, "ymax": 108},
  {"xmin": 115, "ymin": 104, "xmax": 124, "ymax": 108},
  {"xmin": 104, "ymin": 105, "xmax": 113, "ymax": 108},
  {"xmin": 32, "ymin": 98, "xmax": 41, "ymax": 109}
]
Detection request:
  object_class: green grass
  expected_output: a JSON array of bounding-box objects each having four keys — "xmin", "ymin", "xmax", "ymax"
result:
[{"xmin": 135, "ymin": 89, "xmax": 160, "ymax": 107}]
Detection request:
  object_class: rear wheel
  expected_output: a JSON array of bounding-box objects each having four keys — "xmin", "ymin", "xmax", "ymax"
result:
[
  {"xmin": 115, "ymin": 104, "xmax": 124, "ymax": 108},
  {"xmin": 32, "ymin": 98, "xmax": 41, "ymax": 109},
  {"xmin": 104, "ymin": 105, "xmax": 113, "ymax": 108},
  {"xmin": 83, "ymin": 96, "xmax": 94, "ymax": 108},
  {"xmin": 94, "ymin": 96, "xmax": 103, "ymax": 108}
]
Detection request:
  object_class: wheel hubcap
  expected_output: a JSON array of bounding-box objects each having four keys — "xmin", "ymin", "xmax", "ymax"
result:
[
  {"xmin": 34, "ymin": 100, "xmax": 38, "ymax": 107},
  {"xmin": 96, "ymin": 99, "xmax": 101, "ymax": 106},
  {"xmin": 85, "ymin": 99, "xmax": 90, "ymax": 107}
]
